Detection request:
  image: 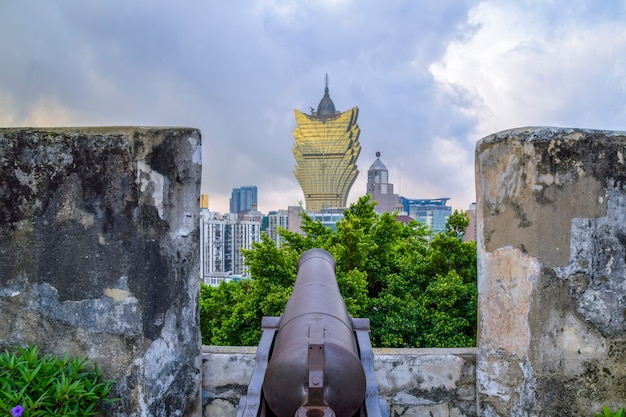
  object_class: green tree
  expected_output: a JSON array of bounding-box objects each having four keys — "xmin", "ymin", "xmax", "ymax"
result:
[
  {"xmin": 200, "ymin": 279, "xmax": 260, "ymax": 346},
  {"xmin": 200, "ymin": 196, "xmax": 477, "ymax": 348}
]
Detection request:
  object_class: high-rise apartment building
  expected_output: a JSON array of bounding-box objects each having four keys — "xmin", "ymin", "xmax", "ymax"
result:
[
  {"xmin": 292, "ymin": 75, "xmax": 361, "ymax": 211},
  {"xmin": 366, "ymin": 152, "xmax": 399, "ymax": 213},
  {"xmin": 267, "ymin": 209, "xmax": 289, "ymax": 247},
  {"xmin": 199, "ymin": 209, "xmax": 261, "ymax": 286},
  {"xmin": 233, "ymin": 211, "xmax": 262, "ymax": 274},
  {"xmin": 230, "ymin": 186, "xmax": 258, "ymax": 213}
]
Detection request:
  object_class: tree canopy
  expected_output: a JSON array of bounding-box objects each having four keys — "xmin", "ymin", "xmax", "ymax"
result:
[{"xmin": 200, "ymin": 195, "xmax": 477, "ymax": 348}]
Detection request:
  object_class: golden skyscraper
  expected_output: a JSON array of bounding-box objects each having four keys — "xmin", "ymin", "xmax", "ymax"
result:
[{"xmin": 292, "ymin": 76, "xmax": 361, "ymax": 211}]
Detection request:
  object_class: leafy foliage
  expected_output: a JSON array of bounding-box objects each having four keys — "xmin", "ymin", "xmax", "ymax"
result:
[
  {"xmin": 0, "ymin": 345, "xmax": 117, "ymax": 417},
  {"xmin": 200, "ymin": 195, "xmax": 477, "ymax": 348},
  {"xmin": 596, "ymin": 406, "xmax": 626, "ymax": 417}
]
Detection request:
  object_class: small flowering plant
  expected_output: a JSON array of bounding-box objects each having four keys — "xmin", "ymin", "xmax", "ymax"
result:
[{"xmin": 0, "ymin": 345, "xmax": 117, "ymax": 416}]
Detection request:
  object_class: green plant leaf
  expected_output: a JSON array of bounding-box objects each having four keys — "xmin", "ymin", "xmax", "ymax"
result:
[
  {"xmin": 596, "ymin": 406, "xmax": 626, "ymax": 417},
  {"xmin": 0, "ymin": 345, "xmax": 118, "ymax": 416}
]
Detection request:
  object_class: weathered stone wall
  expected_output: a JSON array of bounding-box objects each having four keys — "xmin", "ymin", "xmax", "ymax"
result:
[
  {"xmin": 202, "ymin": 346, "xmax": 477, "ymax": 417},
  {"xmin": 476, "ymin": 127, "xmax": 626, "ymax": 416},
  {"xmin": 0, "ymin": 127, "xmax": 202, "ymax": 417}
]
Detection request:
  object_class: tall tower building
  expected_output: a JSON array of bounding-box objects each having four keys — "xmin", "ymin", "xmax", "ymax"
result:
[
  {"xmin": 230, "ymin": 185, "xmax": 258, "ymax": 213},
  {"xmin": 367, "ymin": 152, "xmax": 399, "ymax": 213},
  {"xmin": 292, "ymin": 75, "xmax": 361, "ymax": 211}
]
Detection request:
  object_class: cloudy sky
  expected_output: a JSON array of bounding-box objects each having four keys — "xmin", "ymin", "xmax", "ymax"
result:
[{"xmin": 2, "ymin": 1, "xmax": 626, "ymax": 214}]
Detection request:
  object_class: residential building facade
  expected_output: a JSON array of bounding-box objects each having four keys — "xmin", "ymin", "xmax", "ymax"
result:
[
  {"xmin": 199, "ymin": 208, "xmax": 261, "ymax": 286},
  {"xmin": 399, "ymin": 197, "xmax": 452, "ymax": 234},
  {"xmin": 267, "ymin": 209, "xmax": 289, "ymax": 247}
]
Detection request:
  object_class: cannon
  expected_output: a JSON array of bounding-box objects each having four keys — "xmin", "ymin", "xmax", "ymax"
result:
[{"xmin": 237, "ymin": 248, "xmax": 388, "ymax": 417}]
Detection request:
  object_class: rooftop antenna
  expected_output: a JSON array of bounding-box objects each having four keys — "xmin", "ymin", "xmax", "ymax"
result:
[{"xmin": 324, "ymin": 73, "xmax": 329, "ymax": 95}]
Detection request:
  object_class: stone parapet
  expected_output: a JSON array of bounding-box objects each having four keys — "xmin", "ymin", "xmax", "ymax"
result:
[
  {"xmin": 202, "ymin": 346, "xmax": 476, "ymax": 417},
  {"xmin": 476, "ymin": 127, "xmax": 626, "ymax": 416},
  {"xmin": 0, "ymin": 127, "xmax": 202, "ymax": 416}
]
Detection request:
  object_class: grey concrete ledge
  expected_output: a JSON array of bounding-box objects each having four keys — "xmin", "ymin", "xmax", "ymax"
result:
[{"xmin": 202, "ymin": 345, "xmax": 476, "ymax": 356}]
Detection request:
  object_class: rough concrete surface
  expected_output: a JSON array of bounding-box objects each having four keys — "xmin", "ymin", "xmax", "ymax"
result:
[
  {"xmin": 0, "ymin": 127, "xmax": 202, "ymax": 416},
  {"xmin": 476, "ymin": 127, "xmax": 626, "ymax": 416}
]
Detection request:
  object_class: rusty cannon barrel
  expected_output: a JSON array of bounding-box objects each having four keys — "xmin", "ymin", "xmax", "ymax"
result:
[
  {"xmin": 236, "ymin": 248, "xmax": 387, "ymax": 417},
  {"xmin": 262, "ymin": 248, "xmax": 366, "ymax": 417}
]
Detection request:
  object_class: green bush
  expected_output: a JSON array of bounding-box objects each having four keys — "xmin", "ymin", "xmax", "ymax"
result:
[{"xmin": 0, "ymin": 345, "xmax": 118, "ymax": 417}]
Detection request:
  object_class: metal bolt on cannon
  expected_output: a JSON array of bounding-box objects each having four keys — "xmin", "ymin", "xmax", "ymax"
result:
[{"xmin": 237, "ymin": 248, "xmax": 389, "ymax": 417}]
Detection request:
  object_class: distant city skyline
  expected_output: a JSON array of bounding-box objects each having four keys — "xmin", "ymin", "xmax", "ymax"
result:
[{"xmin": 209, "ymin": 149, "xmax": 460, "ymax": 215}]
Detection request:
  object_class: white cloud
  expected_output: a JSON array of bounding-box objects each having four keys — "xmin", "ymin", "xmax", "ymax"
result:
[
  {"xmin": 433, "ymin": 136, "xmax": 469, "ymax": 167},
  {"xmin": 26, "ymin": 98, "xmax": 74, "ymax": 127},
  {"xmin": 430, "ymin": 1, "xmax": 626, "ymax": 140},
  {"xmin": 0, "ymin": 93, "xmax": 16, "ymax": 126},
  {"xmin": 0, "ymin": 94, "xmax": 73, "ymax": 128}
]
